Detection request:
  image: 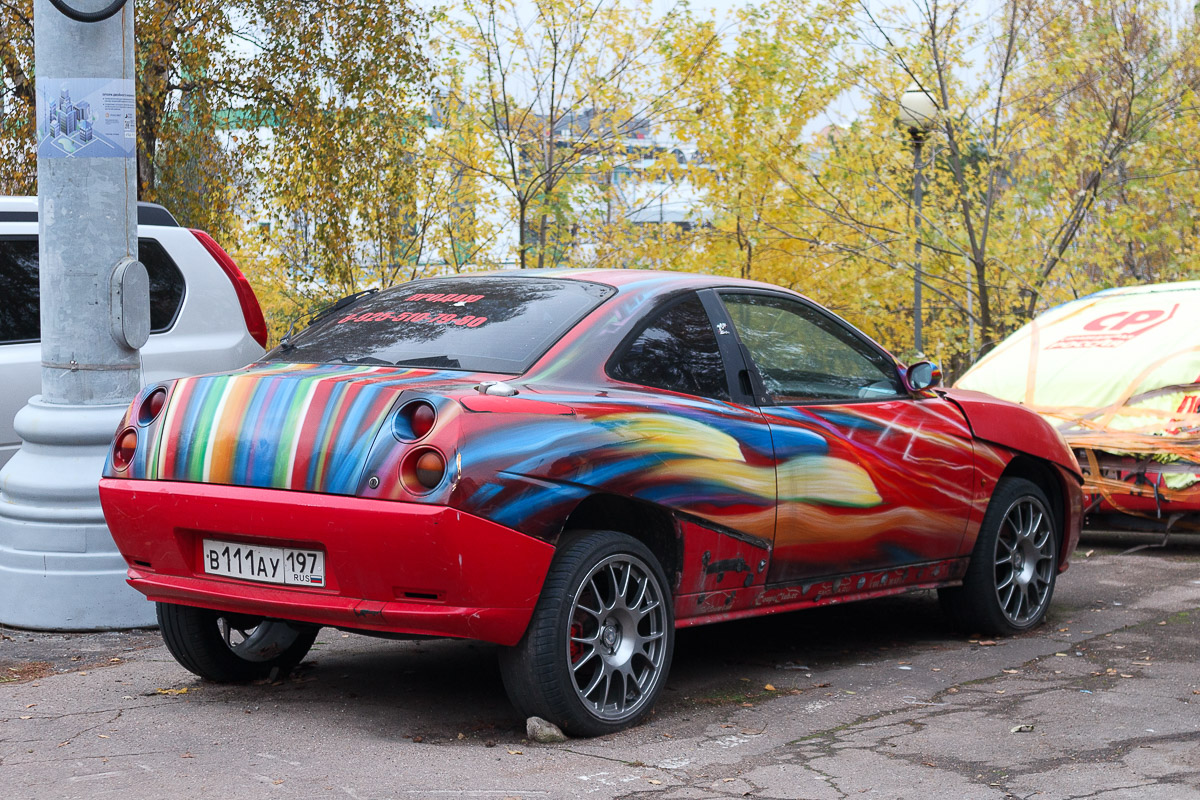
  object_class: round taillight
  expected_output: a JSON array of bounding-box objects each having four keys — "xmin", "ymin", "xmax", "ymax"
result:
[
  {"xmin": 400, "ymin": 447, "xmax": 447, "ymax": 493},
  {"xmin": 112, "ymin": 427, "xmax": 138, "ymax": 471},
  {"xmin": 415, "ymin": 451, "xmax": 445, "ymax": 489},
  {"xmin": 411, "ymin": 403, "xmax": 436, "ymax": 439},
  {"xmin": 393, "ymin": 400, "xmax": 437, "ymax": 441},
  {"xmin": 138, "ymin": 387, "xmax": 167, "ymax": 425}
]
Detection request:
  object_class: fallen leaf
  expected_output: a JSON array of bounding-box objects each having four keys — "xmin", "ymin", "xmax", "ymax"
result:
[
  {"xmin": 156, "ymin": 688, "xmax": 189, "ymax": 695},
  {"xmin": 1084, "ymin": 549, "xmax": 1094, "ymax": 557},
  {"xmin": 25, "ymin": 703, "xmax": 35, "ymax": 708},
  {"xmin": 995, "ymin": 690, "xmax": 1006, "ymax": 694},
  {"xmin": 19, "ymin": 715, "xmax": 31, "ymax": 720},
  {"xmin": 411, "ymin": 736, "xmax": 424, "ymax": 743},
  {"xmin": 273, "ymin": 780, "xmax": 284, "ymax": 785},
  {"xmin": 78, "ymin": 672, "xmax": 88, "ymax": 676},
  {"xmin": 978, "ymin": 640, "xmax": 997, "ymax": 647},
  {"xmin": 740, "ymin": 702, "xmax": 753, "ymax": 707},
  {"xmin": 764, "ymin": 684, "xmax": 776, "ymax": 692},
  {"xmin": 648, "ymin": 779, "xmax": 662, "ymax": 785},
  {"xmin": 1121, "ymin": 674, "xmax": 1134, "ymax": 678},
  {"xmin": 98, "ymin": 735, "xmax": 109, "ymax": 739},
  {"xmin": 1002, "ymin": 669, "xmax": 1019, "ymax": 674},
  {"xmin": 457, "ymin": 732, "xmax": 465, "ymax": 740},
  {"xmin": 507, "ymin": 750, "xmax": 523, "ymax": 755},
  {"xmin": 1010, "ymin": 724, "xmax": 1034, "ymax": 733},
  {"xmin": 1054, "ymin": 653, "xmax": 1068, "ymax": 658},
  {"xmin": 181, "ymin": 752, "xmax": 194, "ymax": 758}
]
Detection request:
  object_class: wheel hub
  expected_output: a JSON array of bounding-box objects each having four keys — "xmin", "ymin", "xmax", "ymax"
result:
[{"xmin": 601, "ymin": 623, "xmax": 620, "ymax": 653}]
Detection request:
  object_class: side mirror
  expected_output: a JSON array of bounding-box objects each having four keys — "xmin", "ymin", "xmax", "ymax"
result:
[{"xmin": 905, "ymin": 360, "xmax": 942, "ymax": 393}]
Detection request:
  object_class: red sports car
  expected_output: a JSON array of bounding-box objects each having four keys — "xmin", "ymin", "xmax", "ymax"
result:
[{"xmin": 99, "ymin": 270, "xmax": 1082, "ymax": 735}]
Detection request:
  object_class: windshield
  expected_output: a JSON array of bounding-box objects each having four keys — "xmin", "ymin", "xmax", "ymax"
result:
[{"xmin": 266, "ymin": 276, "xmax": 616, "ymax": 374}]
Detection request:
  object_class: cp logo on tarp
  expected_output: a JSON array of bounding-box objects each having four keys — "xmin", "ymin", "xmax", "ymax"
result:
[{"xmin": 1047, "ymin": 304, "xmax": 1179, "ymax": 349}]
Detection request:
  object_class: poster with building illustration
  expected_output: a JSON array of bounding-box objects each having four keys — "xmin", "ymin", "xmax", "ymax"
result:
[{"xmin": 35, "ymin": 77, "xmax": 136, "ymax": 159}]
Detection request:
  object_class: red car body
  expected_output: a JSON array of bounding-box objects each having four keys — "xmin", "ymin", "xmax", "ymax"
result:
[{"xmin": 99, "ymin": 269, "xmax": 1082, "ymax": 732}]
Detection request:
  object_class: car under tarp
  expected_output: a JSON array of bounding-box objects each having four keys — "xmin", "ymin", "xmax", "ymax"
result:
[{"xmin": 956, "ymin": 280, "xmax": 1200, "ymax": 533}]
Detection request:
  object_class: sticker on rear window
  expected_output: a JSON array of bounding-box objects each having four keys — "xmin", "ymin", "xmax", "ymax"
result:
[{"xmin": 337, "ymin": 311, "xmax": 487, "ymax": 327}]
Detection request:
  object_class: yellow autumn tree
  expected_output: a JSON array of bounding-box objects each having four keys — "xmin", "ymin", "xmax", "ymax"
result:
[
  {"xmin": 756, "ymin": 0, "xmax": 1200, "ymax": 373},
  {"xmin": 432, "ymin": 0, "xmax": 714, "ymax": 269},
  {"xmin": 0, "ymin": 0, "xmax": 432, "ymax": 341}
]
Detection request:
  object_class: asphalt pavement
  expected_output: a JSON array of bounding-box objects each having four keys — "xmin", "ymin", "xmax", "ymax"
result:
[{"xmin": 3, "ymin": 533, "xmax": 1199, "ymax": 799}]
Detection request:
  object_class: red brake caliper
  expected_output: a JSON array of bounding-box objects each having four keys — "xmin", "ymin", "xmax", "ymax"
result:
[{"xmin": 570, "ymin": 621, "xmax": 583, "ymax": 663}]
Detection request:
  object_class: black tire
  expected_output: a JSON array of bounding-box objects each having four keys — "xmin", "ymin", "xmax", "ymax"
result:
[
  {"xmin": 157, "ymin": 602, "xmax": 319, "ymax": 682},
  {"xmin": 499, "ymin": 530, "xmax": 674, "ymax": 737},
  {"xmin": 939, "ymin": 477, "xmax": 1059, "ymax": 635}
]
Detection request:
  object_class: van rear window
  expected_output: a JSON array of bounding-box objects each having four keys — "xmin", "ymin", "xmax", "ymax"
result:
[
  {"xmin": 0, "ymin": 237, "xmax": 185, "ymax": 344},
  {"xmin": 268, "ymin": 276, "xmax": 615, "ymax": 374}
]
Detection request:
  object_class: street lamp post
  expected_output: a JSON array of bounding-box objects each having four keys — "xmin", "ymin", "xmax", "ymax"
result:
[
  {"xmin": 898, "ymin": 83, "xmax": 937, "ymax": 355},
  {"xmin": 0, "ymin": 0, "xmax": 150, "ymax": 629}
]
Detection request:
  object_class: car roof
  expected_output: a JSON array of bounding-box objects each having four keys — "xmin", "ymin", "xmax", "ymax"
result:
[
  {"xmin": 0, "ymin": 196, "xmax": 179, "ymax": 227},
  {"xmin": 432, "ymin": 267, "xmax": 802, "ymax": 296}
]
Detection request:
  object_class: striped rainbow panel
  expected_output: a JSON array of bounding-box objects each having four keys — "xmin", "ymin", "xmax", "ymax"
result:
[{"xmin": 151, "ymin": 363, "xmax": 450, "ymax": 494}]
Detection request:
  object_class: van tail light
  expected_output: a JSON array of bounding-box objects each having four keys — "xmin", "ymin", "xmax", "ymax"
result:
[
  {"xmin": 112, "ymin": 428, "xmax": 138, "ymax": 471},
  {"xmin": 190, "ymin": 228, "xmax": 270, "ymax": 349}
]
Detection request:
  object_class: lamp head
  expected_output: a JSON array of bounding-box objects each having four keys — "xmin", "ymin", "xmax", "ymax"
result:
[{"xmin": 898, "ymin": 83, "xmax": 938, "ymax": 135}]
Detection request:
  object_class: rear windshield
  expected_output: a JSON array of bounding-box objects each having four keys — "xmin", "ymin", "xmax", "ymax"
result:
[{"xmin": 267, "ymin": 276, "xmax": 616, "ymax": 373}]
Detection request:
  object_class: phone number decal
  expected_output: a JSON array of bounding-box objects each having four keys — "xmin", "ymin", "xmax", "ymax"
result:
[{"xmin": 337, "ymin": 310, "xmax": 488, "ymax": 327}]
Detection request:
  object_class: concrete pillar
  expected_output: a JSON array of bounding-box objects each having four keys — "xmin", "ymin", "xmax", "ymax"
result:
[{"xmin": 0, "ymin": 0, "xmax": 153, "ymax": 629}]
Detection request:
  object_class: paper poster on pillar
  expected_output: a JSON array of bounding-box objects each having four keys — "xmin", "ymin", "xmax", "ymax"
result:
[{"xmin": 35, "ymin": 77, "xmax": 136, "ymax": 159}]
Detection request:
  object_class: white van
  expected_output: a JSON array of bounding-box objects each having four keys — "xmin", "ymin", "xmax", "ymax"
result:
[{"xmin": 0, "ymin": 196, "xmax": 267, "ymax": 469}]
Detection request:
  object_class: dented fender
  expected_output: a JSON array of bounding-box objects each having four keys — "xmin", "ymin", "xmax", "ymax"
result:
[{"xmin": 941, "ymin": 388, "xmax": 1082, "ymax": 481}]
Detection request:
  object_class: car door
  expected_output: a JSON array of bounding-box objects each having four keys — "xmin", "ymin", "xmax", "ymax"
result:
[
  {"xmin": 601, "ymin": 290, "xmax": 777, "ymax": 601},
  {"xmin": 714, "ymin": 290, "xmax": 977, "ymax": 585}
]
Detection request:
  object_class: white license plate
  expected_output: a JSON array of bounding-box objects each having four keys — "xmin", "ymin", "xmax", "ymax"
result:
[{"xmin": 201, "ymin": 539, "xmax": 326, "ymax": 587}]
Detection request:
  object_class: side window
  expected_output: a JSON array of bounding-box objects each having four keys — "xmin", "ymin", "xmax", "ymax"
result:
[
  {"xmin": 0, "ymin": 238, "xmax": 39, "ymax": 344},
  {"xmin": 0, "ymin": 237, "xmax": 184, "ymax": 344},
  {"xmin": 609, "ymin": 294, "xmax": 731, "ymax": 401},
  {"xmin": 139, "ymin": 239, "xmax": 185, "ymax": 332},
  {"xmin": 720, "ymin": 293, "xmax": 903, "ymax": 403}
]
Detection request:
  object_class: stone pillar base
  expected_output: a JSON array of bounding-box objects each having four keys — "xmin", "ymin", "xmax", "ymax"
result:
[{"xmin": 0, "ymin": 397, "xmax": 155, "ymax": 630}]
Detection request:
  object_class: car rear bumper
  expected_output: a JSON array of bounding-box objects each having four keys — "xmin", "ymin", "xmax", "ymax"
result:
[{"xmin": 98, "ymin": 479, "xmax": 555, "ymax": 645}]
